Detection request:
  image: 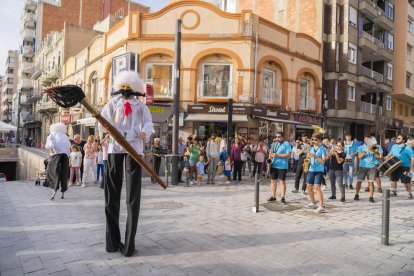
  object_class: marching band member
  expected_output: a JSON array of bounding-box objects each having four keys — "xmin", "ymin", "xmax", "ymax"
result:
[
  {"xmin": 364, "ymin": 136, "xmax": 383, "ymax": 193},
  {"xmin": 387, "ymin": 135, "xmax": 414, "ymax": 199},
  {"xmin": 292, "ymin": 135, "xmax": 309, "ymax": 194},
  {"xmin": 305, "ymin": 131, "xmax": 328, "ymax": 213},
  {"xmin": 343, "ymin": 134, "xmax": 358, "ymax": 189},
  {"xmin": 267, "ymin": 132, "xmax": 292, "ymax": 204},
  {"xmin": 354, "ymin": 135, "xmax": 381, "ymax": 203}
]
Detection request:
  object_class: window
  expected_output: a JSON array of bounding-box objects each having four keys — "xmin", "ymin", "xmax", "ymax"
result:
[
  {"xmin": 334, "ymin": 80, "xmax": 338, "ymax": 100},
  {"xmin": 407, "ymin": 72, "xmax": 412, "ymax": 89},
  {"xmin": 408, "ymin": 45, "xmax": 413, "ymax": 59},
  {"xmin": 347, "ymin": 84, "xmax": 355, "ymax": 101},
  {"xmin": 387, "ymin": 33, "xmax": 394, "ymax": 50},
  {"xmin": 349, "ymin": 6, "xmax": 357, "ymax": 27},
  {"xmin": 201, "ymin": 64, "xmax": 232, "ymax": 98},
  {"xmin": 387, "ymin": 3, "xmax": 394, "ymax": 20},
  {"xmin": 409, "ymin": 19, "xmax": 413, "ymax": 33},
  {"xmin": 348, "ymin": 43, "xmax": 357, "ymax": 64},
  {"xmin": 146, "ymin": 63, "xmax": 174, "ymax": 98},
  {"xmin": 399, "ymin": 104, "xmax": 403, "ymax": 116},
  {"xmin": 261, "ymin": 69, "xmax": 275, "ymax": 104},
  {"xmin": 387, "ymin": 64, "xmax": 393, "ymax": 81},
  {"xmin": 299, "ymin": 79, "xmax": 309, "ymax": 109},
  {"xmin": 386, "ymin": 96, "xmax": 392, "ymax": 111},
  {"xmin": 335, "ymin": 42, "xmax": 340, "ymax": 62},
  {"xmin": 405, "ymin": 106, "xmax": 409, "ymax": 117}
]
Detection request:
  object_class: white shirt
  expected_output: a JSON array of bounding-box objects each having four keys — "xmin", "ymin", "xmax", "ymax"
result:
[
  {"xmin": 70, "ymin": 151, "xmax": 82, "ymax": 167},
  {"xmin": 206, "ymin": 139, "xmax": 220, "ymax": 158},
  {"xmin": 100, "ymin": 95, "xmax": 153, "ymax": 155},
  {"xmin": 96, "ymin": 151, "xmax": 103, "ymax": 164},
  {"xmin": 45, "ymin": 132, "xmax": 71, "ymax": 156}
]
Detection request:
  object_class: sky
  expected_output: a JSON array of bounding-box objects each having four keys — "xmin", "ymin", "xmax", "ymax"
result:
[{"xmin": 0, "ymin": 0, "xmax": 169, "ymax": 75}]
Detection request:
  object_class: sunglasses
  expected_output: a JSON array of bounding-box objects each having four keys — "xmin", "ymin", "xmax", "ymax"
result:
[
  {"xmin": 275, "ymin": 136, "xmax": 282, "ymax": 138},
  {"xmin": 312, "ymin": 138, "xmax": 319, "ymax": 141}
]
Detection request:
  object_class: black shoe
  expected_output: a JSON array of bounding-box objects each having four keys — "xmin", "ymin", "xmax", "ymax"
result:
[
  {"xmin": 61, "ymin": 193, "xmax": 64, "ymax": 199},
  {"xmin": 350, "ymin": 185, "xmax": 354, "ymax": 190},
  {"xmin": 354, "ymin": 194, "xmax": 359, "ymax": 201},
  {"xmin": 365, "ymin": 187, "xmax": 370, "ymax": 192},
  {"xmin": 392, "ymin": 191, "xmax": 398, "ymax": 197},
  {"xmin": 267, "ymin": 196, "xmax": 276, "ymax": 202},
  {"xmin": 328, "ymin": 196, "xmax": 336, "ymax": 200},
  {"xmin": 106, "ymin": 243, "xmax": 124, "ymax": 253},
  {"xmin": 340, "ymin": 197, "xmax": 345, "ymax": 203},
  {"xmin": 369, "ymin": 197, "xmax": 374, "ymax": 203},
  {"xmin": 291, "ymin": 189, "xmax": 299, "ymax": 193},
  {"xmin": 281, "ymin": 197, "xmax": 286, "ymax": 204},
  {"xmin": 378, "ymin": 188, "xmax": 383, "ymax": 193},
  {"xmin": 178, "ymin": 180, "xmax": 185, "ymax": 183},
  {"xmin": 345, "ymin": 184, "xmax": 349, "ymax": 189}
]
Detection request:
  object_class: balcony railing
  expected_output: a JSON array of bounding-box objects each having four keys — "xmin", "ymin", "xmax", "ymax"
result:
[
  {"xmin": 145, "ymin": 79, "xmax": 174, "ymax": 98},
  {"xmin": 361, "ymin": 66, "xmax": 384, "ymax": 82},
  {"xmin": 45, "ymin": 67, "xmax": 61, "ymax": 80},
  {"xmin": 21, "ymin": 61, "xmax": 33, "ymax": 73},
  {"xmin": 18, "ymin": 79, "xmax": 33, "ymax": 89},
  {"xmin": 360, "ymin": 102, "xmax": 383, "ymax": 115},
  {"xmin": 261, "ymin": 87, "xmax": 282, "ymax": 105},
  {"xmin": 22, "ymin": 29, "xmax": 35, "ymax": 39},
  {"xmin": 360, "ymin": 31, "xmax": 384, "ymax": 48},
  {"xmin": 31, "ymin": 64, "xmax": 43, "ymax": 79},
  {"xmin": 197, "ymin": 80, "xmax": 234, "ymax": 98},
  {"xmin": 299, "ymin": 96, "xmax": 316, "ymax": 111},
  {"xmin": 37, "ymin": 101, "xmax": 58, "ymax": 113},
  {"xmin": 23, "ymin": 45, "xmax": 34, "ymax": 55},
  {"xmin": 22, "ymin": 13, "xmax": 35, "ymax": 22}
]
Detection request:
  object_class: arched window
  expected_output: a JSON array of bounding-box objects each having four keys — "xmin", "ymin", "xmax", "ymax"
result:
[{"xmin": 90, "ymin": 72, "xmax": 99, "ymax": 105}]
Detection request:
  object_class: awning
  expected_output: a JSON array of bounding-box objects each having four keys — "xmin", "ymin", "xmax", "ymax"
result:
[
  {"xmin": 149, "ymin": 106, "xmax": 172, "ymax": 123},
  {"xmin": 0, "ymin": 121, "xmax": 17, "ymax": 132},
  {"xmin": 76, "ymin": 118, "xmax": 96, "ymax": 126},
  {"xmin": 256, "ymin": 116, "xmax": 306, "ymax": 125},
  {"xmin": 185, "ymin": 114, "xmax": 249, "ymax": 123}
]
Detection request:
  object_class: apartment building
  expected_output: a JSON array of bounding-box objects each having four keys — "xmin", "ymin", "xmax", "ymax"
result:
[
  {"xmin": 324, "ymin": 0, "xmax": 395, "ymax": 140},
  {"xmin": 393, "ymin": 0, "xmax": 414, "ymax": 137},
  {"xmin": 1, "ymin": 51, "xmax": 19, "ymax": 124}
]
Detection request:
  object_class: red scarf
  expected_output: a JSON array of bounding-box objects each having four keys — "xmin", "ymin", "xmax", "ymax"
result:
[{"xmin": 124, "ymin": 101, "xmax": 132, "ymax": 117}]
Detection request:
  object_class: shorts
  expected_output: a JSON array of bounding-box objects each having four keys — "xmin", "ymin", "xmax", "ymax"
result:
[
  {"xmin": 189, "ymin": 159, "xmax": 197, "ymax": 167},
  {"xmin": 224, "ymin": 170, "xmax": 231, "ymax": 177},
  {"xmin": 389, "ymin": 167, "xmax": 410, "ymax": 183},
  {"xmin": 270, "ymin": 168, "xmax": 287, "ymax": 180},
  {"xmin": 357, "ymin": 167, "xmax": 376, "ymax": 182},
  {"xmin": 306, "ymin": 171, "xmax": 324, "ymax": 186},
  {"xmin": 374, "ymin": 168, "xmax": 380, "ymax": 178}
]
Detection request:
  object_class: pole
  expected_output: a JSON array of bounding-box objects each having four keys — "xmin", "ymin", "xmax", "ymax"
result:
[
  {"xmin": 16, "ymin": 90, "xmax": 22, "ymax": 144},
  {"xmin": 227, "ymin": 98, "xmax": 233, "ymax": 155},
  {"xmin": 381, "ymin": 189, "xmax": 390, "ymax": 246},
  {"xmin": 375, "ymin": 84, "xmax": 380, "ymax": 143},
  {"xmin": 252, "ymin": 172, "xmax": 259, "ymax": 213},
  {"xmin": 171, "ymin": 19, "xmax": 182, "ymax": 186}
]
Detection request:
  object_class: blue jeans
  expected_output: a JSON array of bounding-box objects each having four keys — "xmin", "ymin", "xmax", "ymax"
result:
[
  {"xmin": 306, "ymin": 171, "xmax": 324, "ymax": 186},
  {"xmin": 97, "ymin": 163, "xmax": 104, "ymax": 181},
  {"xmin": 343, "ymin": 161, "xmax": 354, "ymax": 186}
]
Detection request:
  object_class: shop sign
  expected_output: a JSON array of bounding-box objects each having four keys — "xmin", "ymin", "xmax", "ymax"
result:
[
  {"xmin": 71, "ymin": 112, "xmax": 82, "ymax": 122},
  {"xmin": 294, "ymin": 114, "xmax": 321, "ymax": 125},
  {"xmin": 60, "ymin": 114, "xmax": 71, "ymax": 124},
  {"xmin": 188, "ymin": 104, "xmax": 249, "ymax": 114},
  {"xmin": 251, "ymin": 106, "xmax": 290, "ymax": 120},
  {"xmin": 149, "ymin": 106, "xmax": 166, "ymax": 113}
]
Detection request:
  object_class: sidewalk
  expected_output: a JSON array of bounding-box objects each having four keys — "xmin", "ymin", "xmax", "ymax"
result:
[{"xmin": 0, "ymin": 174, "xmax": 413, "ymax": 275}]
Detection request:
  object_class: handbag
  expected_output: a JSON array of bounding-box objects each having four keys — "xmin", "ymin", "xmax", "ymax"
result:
[{"xmin": 216, "ymin": 161, "xmax": 224, "ymax": 175}]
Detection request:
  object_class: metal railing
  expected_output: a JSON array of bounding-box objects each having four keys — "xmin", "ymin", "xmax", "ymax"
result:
[
  {"xmin": 145, "ymin": 79, "xmax": 174, "ymax": 98},
  {"xmin": 360, "ymin": 102, "xmax": 383, "ymax": 115},
  {"xmin": 360, "ymin": 31, "xmax": 384, "ymax": 48},
  {"xmin": 197, "ymin": 80, "xmax": 234, "ymax": 98},
  {"xmin": 299, "ymin": 95, "xmax": 316, "ymax": 111},
  {"xmin": 361, "ymin": 66, "xmax": 384, "ymax": 82},
  {"xmin": 261, "ymin": 87, "xmax": 282, "ymax": 105}
]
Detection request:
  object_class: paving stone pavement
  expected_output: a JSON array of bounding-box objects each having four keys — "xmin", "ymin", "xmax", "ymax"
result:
[{"xmin": 0, "ymin": 174, "xmax": 413, "ymax": 275}]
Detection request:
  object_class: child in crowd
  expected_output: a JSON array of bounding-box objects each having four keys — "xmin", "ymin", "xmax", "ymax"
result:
[
  {"xmin": 96, "ymin": 144, "xmax": 104, "ymax": 182},
  {"xmin": 196, "ymin": 155, "xmax": 208, "ymax": 185},
  {"xmin": 224, "ymin": 155, "xmax": 232, "ymax": 184},
  {"xmin": 82, "ymin": 135, "xmax": 96, "ymax": 187},
  {"xmin": 69, "ymin": 144, "xmax": 82, "ymax": 186}
]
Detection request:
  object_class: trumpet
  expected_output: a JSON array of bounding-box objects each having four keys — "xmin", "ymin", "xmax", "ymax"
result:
[{"xmin": 369, "ymin": 145, "xmax": 379, "ymax": 153}]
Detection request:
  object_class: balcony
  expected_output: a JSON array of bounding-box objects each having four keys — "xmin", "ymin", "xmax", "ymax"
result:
[
  {"xmin": 31, "ymin": 65, "xmax": 43, "ymax": 80},
  {"xmin": 18, "ymin": 79, "xmax": 33, "ymax": 89},
  {"xmin": 359, "ymin": 0, "xmax": 379, "ymax": 19},
  {"xmin": 298, "ymin": 96, "xmax": 316, "ymax": 111},
  {"xmin": 2, "ymin": 94, "xmax": 13, "ymax": 105},
  {"xmin": 23, "ymin": 45, "xmax": 34, "ymax": 56},
  {"xmin": 24, "ymin": 112, "xmax": 41, "ymax": 123},
  {"xmin": 376, "ymin": 12, "xmax": 394, "ymax": 31},
  {"xmin": 27, "ymin": 91, "xmax": 43, "ymax": 103},
  {"xmin": 359, "ymin": 31, "xmax": 383, "ymax": 54},
  {"xmin": 24, "ymin": 0, "xmax": 37, "ymax": 11},
  {"xmin": 22, "ymin": 29, "xmax": 35, "ymax": 40},
  {"xmin": 145, "ymin": 79, "xmax": 174, "ymax": 98},
  {"xmin": 37, "ymin": 101, "xmax": 58, "ymax": 113},
  {"xmin": 20, "ymin": 61, "xmax": 33, "ymax": 73},
  {"xmin": 44, "ymin": 67, "xmax": 61, "ymax": 81},
  {"xmin": 375, "ymin": 47, "xmax": 393, "ymax": 62},
  {"xmin": 260, "ymin": 87, "xmax": 282, "ymax": 106},
  {"xmin": 359, "ymin": 66, "xmax": 384, "ymax": 83},
  {"xmin": 197, "ymin": 80, "xmax": 234, "ymax": 99},
  {"xmin": 360, "ymin": 101, "xmax": 383, "ymax": 115}
]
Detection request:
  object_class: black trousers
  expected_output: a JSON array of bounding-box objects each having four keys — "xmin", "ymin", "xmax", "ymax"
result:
[
  {"xmin": 105, "ymin": 153, "xmax": 141, "ymax": 257},
  {"xmin": 177, "ymin": 157, "xmax": 184, "ymax": 181},
  {"xmin": 100, "ymin": 160, "xmax": 108, "ymax": 188},
  {"xmin": 294, "ymin": 159, "xmax": 307, "ymax": 191},
  {"xmin": 252, "ymin": 161, "xmax": 262, "ymax": 176},
  {"xmin": 47, "ymin": 153, "xmax": 69, "ymax": 193},
  {"xmin": 233, "ymin": 160, "xmax": 243, "ymax": 181}
]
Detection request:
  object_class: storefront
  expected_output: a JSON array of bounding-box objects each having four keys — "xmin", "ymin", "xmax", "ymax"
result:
[
  {"xmin": 293, "ymin": 113, "xmax": 322, "ymax": 139},
  {"xmin": 149, "ymin": 104, "xmax": 172, "ymax": 151},
  {"xmin": 326, "ymin": 118, "xmax": 345, "ymax": 140},
  {"xmin": 185, "ymin": 104, "xmax": 249, "ymax": 141},
  {"xmin": 386, "ymin": 119, "xmax": 403, "ymax": 139}
]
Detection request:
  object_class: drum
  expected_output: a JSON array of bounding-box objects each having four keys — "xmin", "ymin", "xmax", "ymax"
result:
[{"xmin": 378, "ymin": 156, "xmax": 402, "ymax": 176}]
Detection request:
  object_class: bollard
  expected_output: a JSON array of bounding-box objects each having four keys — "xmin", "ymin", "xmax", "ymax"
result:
[
  {"xmin": 185, "ymin": 169, "xmax": 190, "ymax": 187},
  {"xmin": 252, "ymin": 173, "xmax": 259, "ymax": 213},
  {"xmin": 381, "ymin": 189, "xmax": 390, "ymax": 246}
]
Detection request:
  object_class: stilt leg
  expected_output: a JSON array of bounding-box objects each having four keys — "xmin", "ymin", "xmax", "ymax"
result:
[{"xmin": 50, "ymin": 190, "xmax": 57, "ymax": 200}]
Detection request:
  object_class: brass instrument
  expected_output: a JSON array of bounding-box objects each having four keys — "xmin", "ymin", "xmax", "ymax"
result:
[
  {"xmin": 266, "ymin": 158, "xmax": 272, "ymax": 173},
  {"xmin": 369, "ymin": 145, "xmax": 379, "ymax": 153},
  {"xmin": 302, "ymin": 144, "xmax": 310, "ymax": 174}
]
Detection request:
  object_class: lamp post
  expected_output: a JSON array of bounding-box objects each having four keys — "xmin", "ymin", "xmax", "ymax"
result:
[{"xmin": 16, "ymin": 90, "xmax": 22, "ymax": 144}]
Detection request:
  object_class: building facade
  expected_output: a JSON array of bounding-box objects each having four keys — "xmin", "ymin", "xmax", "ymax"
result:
[
  {"xmin": 324, "ymin": 0, "xmax": 395, "ymax": 140},
  {"xmin": 61, "ymin": 1, "xmax": 322, "ymax": 148},
  {"xmin": 1, "ymin": 50, "xmax": 19, "ymax": 124},
  {"xmin": 393, "ymin": 0, "xmax": 414, "ymax": 137}
]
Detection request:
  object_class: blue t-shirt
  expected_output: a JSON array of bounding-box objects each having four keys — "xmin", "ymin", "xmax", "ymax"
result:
[
  {"xmin": 271, "ymin": 141, "xmax": 292, "ymax": 169},
  {"xmin": 390, "ymin": 144, "xmax": 414, "ymax": 168},
  {"xmin": 309, "ymin": 145, "xmax": 328, "ymax": 172},
  {"xmin": 196, "ymin": 161, "xmax": 206, "ymax": 175},
  {"xmin": 343, "ymin": 140, "xmax": 358, "ymax": 160},
  {"xmin": 358, "ymin": 144, "xmax": 383, "ymax": 168}
]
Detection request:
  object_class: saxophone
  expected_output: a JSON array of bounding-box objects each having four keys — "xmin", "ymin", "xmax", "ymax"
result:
[{"xmin": 303, "ymin": 145, "xmax": 310, "ymax": 174}]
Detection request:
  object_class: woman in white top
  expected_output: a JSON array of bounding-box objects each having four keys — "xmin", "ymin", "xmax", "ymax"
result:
[
  {"xmin": 82, "ymin": 135, "xmax": 97, "ymax": 187},
  {"xmin": 69, "ymin": 144, "xmax": 82, "ymax": 186},
  {"xmin": 45, "ymin": 122, "xmax": 71, "ymax": 200},
  {"xmin": 252, "ymin": 139, "xmax": 268, "ymax": 179}
]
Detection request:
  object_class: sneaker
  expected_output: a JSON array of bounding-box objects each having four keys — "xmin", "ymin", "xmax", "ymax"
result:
[
  {"xmin": 391, "ymin": 191, "xmax": 398, "ymax": 197},
  {"xmin": 406, "ymin": 193, "xmax": 413, "ymax": 200},
  {"xmin": 76, "ymin": 182, "xmax": 81, "ymax": 186},
  {"xmin": 349, "ymin": 185, "xmax": 354, "ymax": 190},
  {"xmin": 340, "ymin": 197, "xmax": 345, "ymax": 203},
  {"xmin": 369, "ymin": 197, "xmax": 375, "ymax": 203},
  {"xmin": 281, "ymin": 197, "xmax": 286, "ymax": 204},
  {"xmin": 365, "ymin": 187, "xmax": 370, "ymax": 192},
  {"xmin": 291, "ymin": 189, "xmax": 299, "ymax": 193},
  {"xmin": 314, "ymin": 206, "xmax": 326, "ymax": 213},
  {"xmin": 81, "ymin": 183, "xmax": 86, "ymax": 188},
  {"xmin": 225, "ymin": 181, "xmax": 231, "ymax": 184},
  {"xmin": 68, "ymin": 183, "xmax": 72, "ymax": 187},
  {"xmin": 378, "ymin": 188, "xmax": 383, "ymax": 193},
  {"xmin": 267, "ymin": 196, "xmax": 276, "ymax": 202},
  {"xmin": 302, "ymin": 190, "xmax": 308, "ymax": 196},
  {"xmin": 306, "ymin": 202, "xmax": 317, "ymax": 209},
  {"xmin": 344, "ymin": 184, "xmax": 349, "ymax": 189},
  {"xmin": 354, "ymin": 194, "xmax": 359, "ymax": 201},
  {"xmin": 190, "ymin": 180, "xmax": 194, "ymax": 186},
  {"xmin": 321, "ymin": 185, "xmax": 327, "ymax": 191},
  {"xmin": 328, "ymin": 196, "xmax": 336, "ymax": 200}
]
